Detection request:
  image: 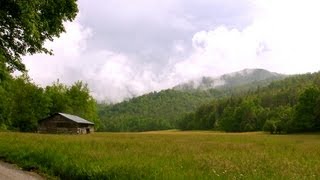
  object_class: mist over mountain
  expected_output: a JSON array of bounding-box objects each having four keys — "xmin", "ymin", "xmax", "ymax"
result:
[
  {"xmin": 173, "ymin": 69, "xmax": 286, "ymax": 91},
  {"xmin": 98, "ymin": 68, "xmax": 288, "ymax": 131},
  {"xmin": 23, "ymin": 1, "xmax": 320, "ymax": 104}
]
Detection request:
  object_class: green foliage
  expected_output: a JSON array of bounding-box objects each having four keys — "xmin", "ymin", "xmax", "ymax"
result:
[
  {"xmin": 0, "ymin": 74, "xmax": 51, "ymax": 131},
  {"xmin": 0, "ymin": 75, "xmax": 100, "ymax": 131},
  {"xmin": 179, "ymin": 72, "xmax": 320, "ymax": 133},
  {"xmin": 219, "ymin": 106, "xmax": 237, "ymax": 132},
  {"xmin": 263, "ymin": 106, "xmax": 293, "ymax": 134},
  {"xmin": 0, "ymin": 1, "xmax": 95, "ymax": 132},
  {"xmin": 45, "ymin": 81, "xmax": 72, "ymax": 114},
  {"xmin": 9, "ymin": 75, "xmax": 51, "ymax": 131},
  {"xmin": 44, "ymin": 81, "xmax": 101, "ymax": 130},
  {"xmin": 291, "ymin": 87, "xmax": 320, "ymax": 132},
  {"xmin": 99, "ymin": 69, "xmax": 287, "ymax": 132},
  {"xmin": 66, "ymin": 81, "xmax": 99, "ymax": 122},
  {"xmin": 234, "ymin": 99, "xmax": 259, "ymax": 131},
  {"xmin": 0, "ymin": 61, "xmax": 10, "ymax": 82},
  {"xmin": 0, "ymin": 0, "xmax": 78, "ymax": 72},
  {"xmin": 99, "ymin": 89, "xmax": 223, "ymax": 132},
  {"xmin": 179, "ymin": 103, "xmax": 217, "ymax": 130},
  {"xmin": 263, "ymin": 119, "xmax": 278, "ymax": 134},
  {"xmin": 0, "ymin": 85, "xmax": 11, "ymax": 129},
  {"xmin": 99, "ymin": 71, "xmax": 320, "ymax": 133}
]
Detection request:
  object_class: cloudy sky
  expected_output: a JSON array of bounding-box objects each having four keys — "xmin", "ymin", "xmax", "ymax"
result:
[{"xmin": 23, "ymin": 0, "xmax": 320, "ymax": 102}]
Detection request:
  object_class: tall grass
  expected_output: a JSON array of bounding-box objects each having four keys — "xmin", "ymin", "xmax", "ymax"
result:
[{"xmin": 0, "ymin": 131, "xmax": 319, "ymax": 179}]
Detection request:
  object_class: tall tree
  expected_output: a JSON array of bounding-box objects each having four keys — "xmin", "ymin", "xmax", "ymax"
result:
[
  {"xmin": 9, "ymin": 75, "xmax": 50, "ymax": 131},
  {"xmin": 0, "ymin": 0, "xmax": 78, "ymax": 73},
  {"xmin": 45, "ymin": 80, "xmax": 71, "ymax": 115},
  {"xmin": 292, "ymin": 87, "xmax": 320, "ymax": 132},
  {"xmin": 66, "ymin": 81, "xmax": 101, "ymax": 129}
]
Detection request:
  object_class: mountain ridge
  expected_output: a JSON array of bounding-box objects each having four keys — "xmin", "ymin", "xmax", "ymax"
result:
[
  {"xmin": 98, "ymin": 68, "xmax": 287, "ymax": 131},
  {"xmin": 173, "ymin": 68, "xmax": 286, "ymax": 91}
]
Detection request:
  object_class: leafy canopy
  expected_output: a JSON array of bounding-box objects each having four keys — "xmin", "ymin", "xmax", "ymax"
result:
[{"xmin": 0, "ymin": 0, "xmax": 78, "ymax": 72}]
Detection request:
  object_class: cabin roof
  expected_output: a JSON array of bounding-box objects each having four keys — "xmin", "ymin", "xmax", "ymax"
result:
[{"xmin": 57, "ymin": 113, "xmax": 94, "ymax": 125}]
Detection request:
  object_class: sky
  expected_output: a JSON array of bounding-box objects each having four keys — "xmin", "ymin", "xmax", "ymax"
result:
[{"xmin": 23, "ymin": 0, "xmax": 320, "ymax": 102}]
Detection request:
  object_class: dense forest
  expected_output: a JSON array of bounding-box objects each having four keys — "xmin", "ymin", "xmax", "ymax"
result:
[
  {"xmin": 98, "ymin": 69, "xmax": 286, "ymax": 132},
  {"xmin": 98, "ymin": 89, "xmax": 223, "ymax": 131},
  {"xmin": 0, "ymin": 71, "xmax": 100, "ymax": 131},
  {"xmin": 179, "ymin": 72, "xmax": 320, "ymax": 133},
  {"xmin": 98, "ymin": 70, "xmax": 320, "ymax": 133},
  {"xmin": 2, "ymin": 68, "xmax": 320, "ymax": 134}
]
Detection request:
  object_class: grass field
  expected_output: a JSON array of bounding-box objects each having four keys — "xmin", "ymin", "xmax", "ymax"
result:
[{"xmin": 0, "ymin": 131, "xmax": 319, "ymax": 179}]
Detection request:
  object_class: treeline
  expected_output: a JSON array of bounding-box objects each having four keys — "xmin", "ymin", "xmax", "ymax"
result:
[
  {"xmin": 98, "ymin": 74, "xmax": 286, "ymax": 132},
  {"xmin": 178, "ymin": 72, "xmax": 320, "ymax": 133},
  {"xmin": 0, "ymin": 73, "xmax": 100, "ymax": 132},
  {"xmin": 98, "ymin": 89, "xmax": 223, "ymax": 131}
]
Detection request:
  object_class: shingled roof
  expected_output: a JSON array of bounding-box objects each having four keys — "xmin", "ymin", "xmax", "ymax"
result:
[{"xmin": 57, "ymin": 113, "xmax": 94, "ymax": 125}]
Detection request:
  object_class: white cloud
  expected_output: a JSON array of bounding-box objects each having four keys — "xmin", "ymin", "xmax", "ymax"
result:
[
  {"xmin": 172, "ymin": 0, "xmax": 320, "ymax": 79},
  {"xmin": 23, "ymin": 19, "xmax": 164, "ymax": 102},
  {"xmin": 23, "ymin": 0, "xmax": 320, "ymax": 102},
  {"xmin": 23, "ymin": 17, "xmax": 177, "ymax": 102},
  {"xmin": 23, "ymin": 19, "xmax": 91, "ymax": 84},
  {"xmin": 170, "ymin": 26, "xmax": 261, "ymax": 80}
]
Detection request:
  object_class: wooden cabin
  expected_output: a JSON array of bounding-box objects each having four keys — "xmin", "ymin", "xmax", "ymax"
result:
[{"xmin": 38, "ymin": 113, "xmax": 94, "ymax": 134}]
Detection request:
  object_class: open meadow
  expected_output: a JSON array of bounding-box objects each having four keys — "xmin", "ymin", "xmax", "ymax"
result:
[{"xmin": 0, "ymin": 131, "xmax": 319, "ymax": 179}]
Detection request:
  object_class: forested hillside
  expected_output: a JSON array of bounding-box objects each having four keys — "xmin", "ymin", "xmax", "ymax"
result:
[
  {"xmin": 174, "ymin": 69, "xmax": 285, "ymax": 91},
  {"xmin": 178, "ymin": 72, "xmax": 320, "ymax": 133},
  {"xmin": 98, "ymin": 69, "xmax": 285, "ymax": 132},
  {"xmin": 98, "ymin": 89, "xmax": 223, "ymax": 131},
  {"xmin": 2, "ymin": 68, "xmax": 319, "ymax": 134}
]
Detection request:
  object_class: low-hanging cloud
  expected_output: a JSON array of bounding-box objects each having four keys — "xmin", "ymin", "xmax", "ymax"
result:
[
  {"xmin": 23, "ymin": 0, "xmax": 320, "ymax": 102},
  {"xmin": 172, "ymin": 0, "xmax": 320, "ymax": 79}
]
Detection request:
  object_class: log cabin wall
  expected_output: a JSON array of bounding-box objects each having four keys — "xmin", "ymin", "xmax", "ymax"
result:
[{"xmin": 38, "ymin": 114, "xmax": 93, "ymax": 134}]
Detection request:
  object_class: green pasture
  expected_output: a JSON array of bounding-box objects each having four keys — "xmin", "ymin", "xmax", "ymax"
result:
[{"xmin": 0, "ymin": 131, "xmax": 319, "ymax": 179}]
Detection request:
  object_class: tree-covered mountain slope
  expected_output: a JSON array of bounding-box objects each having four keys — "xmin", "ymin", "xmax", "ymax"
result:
[
  {"xmin": 178, "ymin": 71, "xmax": 320, "ymax": 133},
  {"xmin": 99, "ymin": 69, "xmax": 285, "ymax": 132},
  {"xmin": 173, "ymin": 68, "xmax": 286, "ymax": 91},
  {"xmin": 98, "ymin": 89, "xmax": 223, "ymax": 131}
]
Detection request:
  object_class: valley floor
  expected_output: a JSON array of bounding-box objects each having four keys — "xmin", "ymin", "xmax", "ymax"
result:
[{"xmin": 0, "ymin": 131, "xmax": 319, "ymax": 179}]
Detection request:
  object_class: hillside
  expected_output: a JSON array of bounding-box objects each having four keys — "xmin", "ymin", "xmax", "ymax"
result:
[
  {"xmin": 173, "ymin": 68, "xmax": 285, "ymax": 91},
  {"xmin": 98, "ymin": 89, "xmax": 223, "ymax": 131},
  {"xmin": 99, "ymin": 69, "xmax": 285, "ymax": 131},
  {"xmin": 179, "ymin": 71, "xmax": 320, "ymax": 133}
]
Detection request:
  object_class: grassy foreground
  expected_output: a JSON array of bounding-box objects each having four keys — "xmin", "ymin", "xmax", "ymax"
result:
[{"xmin": 0, "ymin": 131, "xmax": 319, "ymax": 179}]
